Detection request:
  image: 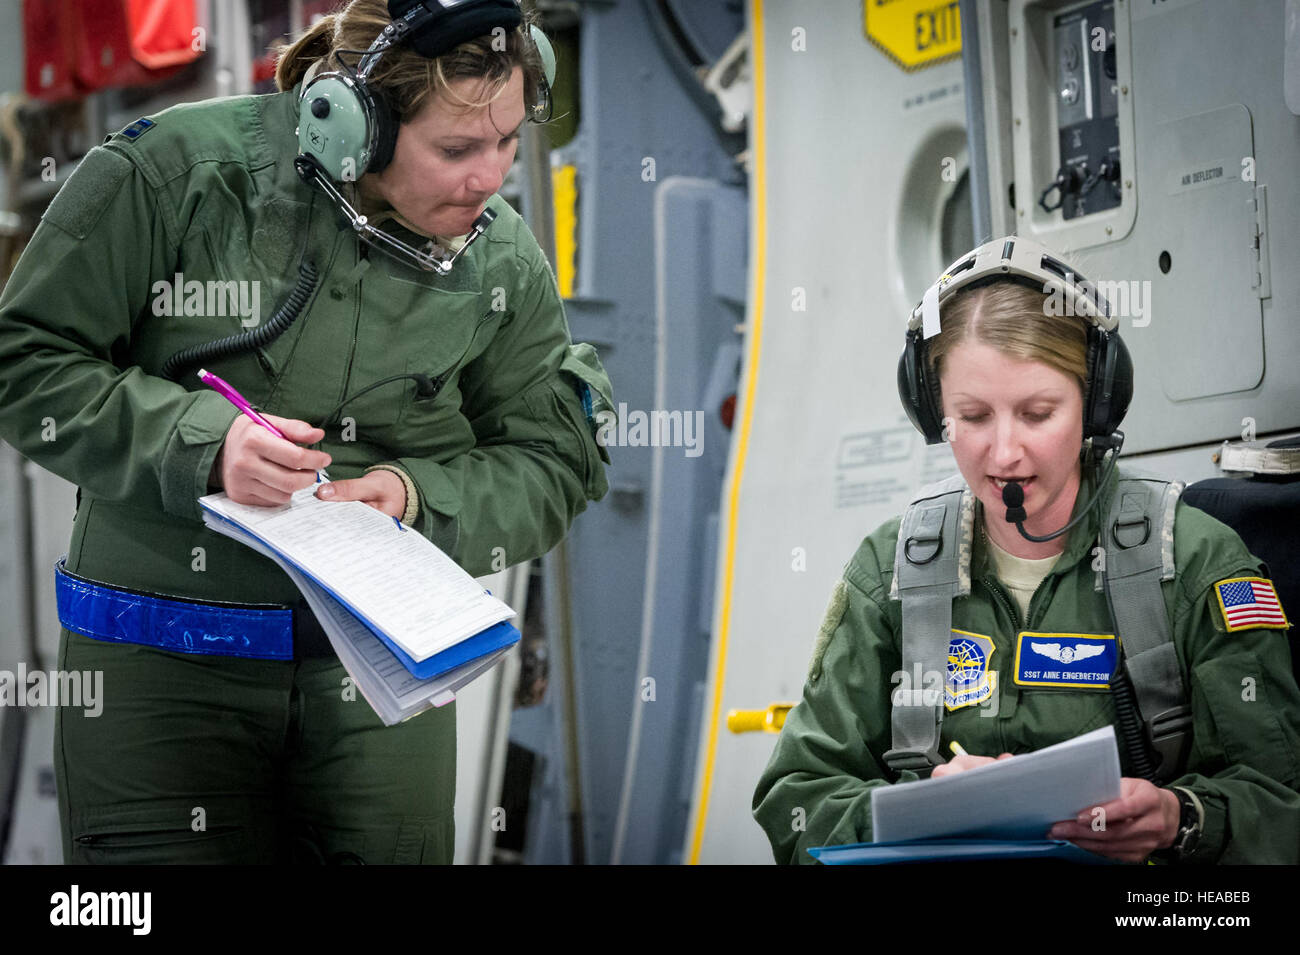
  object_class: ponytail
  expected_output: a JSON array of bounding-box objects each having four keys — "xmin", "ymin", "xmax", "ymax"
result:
[{"xmin": 275, "ymin": 15, "xmax": 338, "ymax": 90}]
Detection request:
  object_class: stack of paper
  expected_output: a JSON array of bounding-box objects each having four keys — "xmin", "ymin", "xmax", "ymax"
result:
[
  {"xmin": 871, "ymin": 726, "xmax": 1123, "ymax": 842},
  {"xmin": 808, "ymin": 728, "xmax": 1123, "ymax": 864},
  {"xmin": 199, "ymin": 483, "xmax": 519, "ymax": 725}
]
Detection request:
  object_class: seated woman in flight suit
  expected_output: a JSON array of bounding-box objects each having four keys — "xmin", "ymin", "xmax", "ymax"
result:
[
  {"xmin": 0, "ymin": 0, "xmax": 611, "ymax": 863},
  {"xmin": 753, "ymin": 236, "xmax": 1300, "ymax": 864}
]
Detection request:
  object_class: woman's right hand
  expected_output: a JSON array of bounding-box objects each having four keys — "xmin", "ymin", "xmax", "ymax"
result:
[
  {"xmin": 210, "ymin": 414, "xmax": 332, "ymax": 506},
  {"xmin": 931, "ymin": 752, "xmax": 1014, "ymax": 778}
]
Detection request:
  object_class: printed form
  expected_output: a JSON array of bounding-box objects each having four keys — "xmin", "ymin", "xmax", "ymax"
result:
[
  {"xmin": 202, "ymin": 484, "xmax": 513, "ymax": 661},
  {"xmin": 870, "ymin": 726, "xmax": 1123, "ymax": 843}
]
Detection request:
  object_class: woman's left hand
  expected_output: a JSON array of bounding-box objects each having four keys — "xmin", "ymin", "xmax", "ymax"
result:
[
  {"xmin": 315, "ymin": 470, "xmax": 407, "ymax": 519},
  {"xmin": 1047, "ymin": 777, "xmax": 1181, "ymax": 862}
]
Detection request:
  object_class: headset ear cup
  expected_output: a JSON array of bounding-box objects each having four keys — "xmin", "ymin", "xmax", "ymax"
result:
[
  {"xmin": 1083, "ymin": 327, "xmax": 1133, "ymax": 438},
  {"xmin": 925, "ymin": 363, "xmax": 945, "ymax": 441},
  {"xmin": 298, "ymin": 73, "xmax": 371, "ymax": 181},
  {"xmin": 530, "ymin": 23, "xmax": 557, "ymax": 88},
  {"xmin": 897, "ymin": 349, "xmax": 923, "ymax": 435},
  {"xmin": 1083, "ymin": 325, "xmax": 1101, "ymax": 434},
  {"xmin": 367, "ymin": 87, "xmax": 399, "ymax": 174},
  {"xmin": 898, "ymin": 331, "xmax": 945, "ymax": 444},
  {"xmin": 1107, "ymin": 333, "xmax": 1133, "ymax": 432}
]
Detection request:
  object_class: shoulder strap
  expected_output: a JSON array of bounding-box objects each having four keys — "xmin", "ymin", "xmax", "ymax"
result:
[
  {"xmin": 1102, "ymin": 475, "xmax": 1191, "ymax": 780},
  {"xmin": 885, "ymin": 474, "xmax": 973, "ymax": 776}
]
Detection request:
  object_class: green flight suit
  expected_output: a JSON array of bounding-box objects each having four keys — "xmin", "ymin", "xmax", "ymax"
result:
[
  {"xmin": 0, "ymin": 87, "xmax": 612, "ymax": 862},
  {"xmin": 753, "ymin": 466, "xmax": 1300, "ymax": 864}
]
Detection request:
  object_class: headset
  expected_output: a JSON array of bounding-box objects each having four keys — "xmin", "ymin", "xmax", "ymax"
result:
[
  {"xmin": 296, "ymin": 0, "xmax": 557, "ymax": 182},
  {"xmin": 897, "ymin": 234, "xmax": 1133, "ymax": 459},
  {"xmin": 167, "ymin": 1, "xmax": 557, "ymax": 376}
]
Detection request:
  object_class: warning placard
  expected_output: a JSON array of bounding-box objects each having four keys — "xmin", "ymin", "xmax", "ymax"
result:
[{"xmin": 864, "ymin": 0, "xmax": 962, "ymax": 71}]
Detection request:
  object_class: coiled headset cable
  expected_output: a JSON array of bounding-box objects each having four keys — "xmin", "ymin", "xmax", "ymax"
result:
[{"xmin": 162, "ymin": 261, "xmax": 321, "ymax": 382}]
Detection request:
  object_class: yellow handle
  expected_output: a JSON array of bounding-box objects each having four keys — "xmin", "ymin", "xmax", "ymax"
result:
[{"xmin": 726, "ymin": 702, "xmax": 797, "ymax": 734}]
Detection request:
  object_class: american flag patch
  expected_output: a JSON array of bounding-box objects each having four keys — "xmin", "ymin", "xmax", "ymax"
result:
[{"xmin": 1214, "ymin": 577, "xmax": 1289, "ymax": 632}]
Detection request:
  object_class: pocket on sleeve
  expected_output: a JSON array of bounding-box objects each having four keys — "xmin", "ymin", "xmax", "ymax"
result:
[
  {"xmin": 1195, "ymin": 650, "xmax": 1300, "ymax": 790},
  {"xmin": 558, "ymin": 342, "xmax": 614, "ymax": 466}
]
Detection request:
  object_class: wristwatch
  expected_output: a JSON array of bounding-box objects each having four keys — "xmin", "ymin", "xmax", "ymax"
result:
[{"xmin": 1155, "ymin": 785, "xmax": 1204, "ymax": 861}]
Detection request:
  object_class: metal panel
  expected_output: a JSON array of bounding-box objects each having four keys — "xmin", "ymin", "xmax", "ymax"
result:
[
  {"xmin": 610, "ymin": 178, "xmax": 745, "ymax": 864},
  {"xmin": 974, "ymin": 0, "xmax": 1300, "ymax": 454},
  {"xmin": 454, "ymin": 566, "xmax": 527, "ymax": 865},
  {"xmin": 1148, "ymin": 105, "xmax": 1262, "ymax": 400}
]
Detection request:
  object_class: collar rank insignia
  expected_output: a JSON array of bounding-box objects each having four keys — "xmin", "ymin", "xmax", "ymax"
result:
[
  {"xmin": 946, "ymin": 629, "xmax": 996, "ymax": 711},
  {"xmin": 1214, "ymin": 577, "xmax": 1289, "ymax": 632}
]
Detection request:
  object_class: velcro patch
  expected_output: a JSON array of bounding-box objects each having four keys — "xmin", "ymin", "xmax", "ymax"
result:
[
  {"xmin": 808, "ymin": 579, "xmax": 848, "ymax": 682},
  {"xmin": 1014, "ymin": 632, "xmax": 1116, "ymax": 689},
  {"xmin": 1213, "ymin": 577, "xmax": 1289, "ymax": 632},
  {"xmin": 946, "ymin": 629, "xmax": 996, "ymax": 711},
  {"xmin": 41, "ymin": 148, "xmax": 133, "ymax": 240}
]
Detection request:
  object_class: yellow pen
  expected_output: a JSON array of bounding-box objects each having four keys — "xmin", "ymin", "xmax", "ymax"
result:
[{"xmin": 949, "ymin": 740, "xmax": 968, "ymax": 758}]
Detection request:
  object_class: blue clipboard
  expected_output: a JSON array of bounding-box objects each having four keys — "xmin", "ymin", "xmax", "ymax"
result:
[
  {"xmin": 808, "ymin": 839, "xmax": 1112, "ymax": 865},
  {"xmin": 371, "ymin": 618, "xmax": 519, "ymax": 679},
  {"xmin": 201, "ymin": 505, "xmax": 519, "ymax": 679}
]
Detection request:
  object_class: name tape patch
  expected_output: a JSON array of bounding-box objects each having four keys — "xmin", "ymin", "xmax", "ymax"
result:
[
  {"xmin": 1214, "ymin": 577, "xmax": 1289, "ymax": 632},
  {"xmin": 946, "ymin": 629, "xmax": 996, "ymax": 711},
  {"xmin": 1014, "ymin": 632, "xmax": 1116, "ymax": 689}
]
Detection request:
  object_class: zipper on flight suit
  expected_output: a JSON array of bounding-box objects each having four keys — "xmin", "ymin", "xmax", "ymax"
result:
[
  {"xmin": 978, "ymin": 573, "xmax": 1019, "ymax": 751},
  {"xmin": 337, "ymin": 243, "xmax": 368, "ymax": 410},
  {"xmin": 980, "ymin": 574, "xmax": 1022, "ymax": 632},
  {"xmin": 981, "ymin": 544, "xmax": 1069, "ymax": 633}
]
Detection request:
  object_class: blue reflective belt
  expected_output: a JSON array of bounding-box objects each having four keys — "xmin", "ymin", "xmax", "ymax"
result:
[{"xmin": 54, "ymin": 557, "xmax": 294, "ymax": 661}]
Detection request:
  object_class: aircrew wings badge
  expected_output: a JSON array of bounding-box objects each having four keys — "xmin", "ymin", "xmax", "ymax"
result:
[{"xmin": 1213, "ymin": 577, "xmax": 1289, "ymax": 632}]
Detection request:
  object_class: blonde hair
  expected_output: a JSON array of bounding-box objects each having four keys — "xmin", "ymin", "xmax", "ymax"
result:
[
  {"xmin": 927, "ymin": 281, "xmax": 1089, "ymax": 397},
  {"xmin": 275, "ymin": 0, "xmax": 544, "ymax": 120}
]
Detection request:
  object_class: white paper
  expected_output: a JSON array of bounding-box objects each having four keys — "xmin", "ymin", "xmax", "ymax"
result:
[
  {"xmin": 200, "ymin": 484, "xmax": 513, "ymax": 661},
  {"xmin": 203, "ymin": 512, "xmax": 511, "ymax": 725},
  {"xmin": 870, "ymin": 726, "xmax": 1123, "ymax": 843}
]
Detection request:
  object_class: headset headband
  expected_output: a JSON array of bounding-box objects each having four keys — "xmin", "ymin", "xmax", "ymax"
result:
[
  {"xmin": 387, "ymin": 0, "xmax": 523, "ymax": 60},
  {"xmin": 907, "ymin": 235, "xmax": 1118, "ymax": 340}
]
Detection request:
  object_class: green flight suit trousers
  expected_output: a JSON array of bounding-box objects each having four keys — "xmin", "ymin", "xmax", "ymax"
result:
[{"xmin": 54, "ymin": 630, "xmax": 456, "ymax": 864}]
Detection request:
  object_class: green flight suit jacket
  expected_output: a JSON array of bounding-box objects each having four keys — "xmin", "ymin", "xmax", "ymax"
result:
[
  {"xmin": 0, "ymin": 88, "xmax": 612, "ymax": 609},
  {"xmin": 753, "ymin": 466, "xmax": 1300, "ymax": 864}
]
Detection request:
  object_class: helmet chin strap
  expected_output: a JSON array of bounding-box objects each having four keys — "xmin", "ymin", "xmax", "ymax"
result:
[{"xmin": 1002, "ymin": 431, "xmax": 1125, "ymax": 543}]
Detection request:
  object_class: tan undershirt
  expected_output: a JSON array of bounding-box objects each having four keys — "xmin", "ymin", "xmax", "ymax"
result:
[{"xmin": 985, "ymin": 532, "xmax": 1061, "ymax": 621}]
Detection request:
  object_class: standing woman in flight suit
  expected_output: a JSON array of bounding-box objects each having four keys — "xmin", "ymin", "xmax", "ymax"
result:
[
  {"xmin": 753, "ymin": 236, "xmax": 1300, "ymax": 864},
  {"xmin": 0, "ymin": 0, "xmax": 612, "ymax": 863}
]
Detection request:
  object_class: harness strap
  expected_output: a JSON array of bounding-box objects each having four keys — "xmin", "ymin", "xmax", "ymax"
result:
[
  {"xmin": 886, "ymin": 475, "xmax": 971, "ymax": 776},
  {"xmin": 1103, "ymin": 478, "xmax": 1191, "ymax": 780}
]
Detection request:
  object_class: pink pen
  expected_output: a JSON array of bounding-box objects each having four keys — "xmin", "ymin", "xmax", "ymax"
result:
[
  {"xmin": 197, "ymin": 369, "xmax": 329, "ymax": 481},
  {"xmin": 197, "ymin": 368, "xmax": 288, "ymax": 439}
]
